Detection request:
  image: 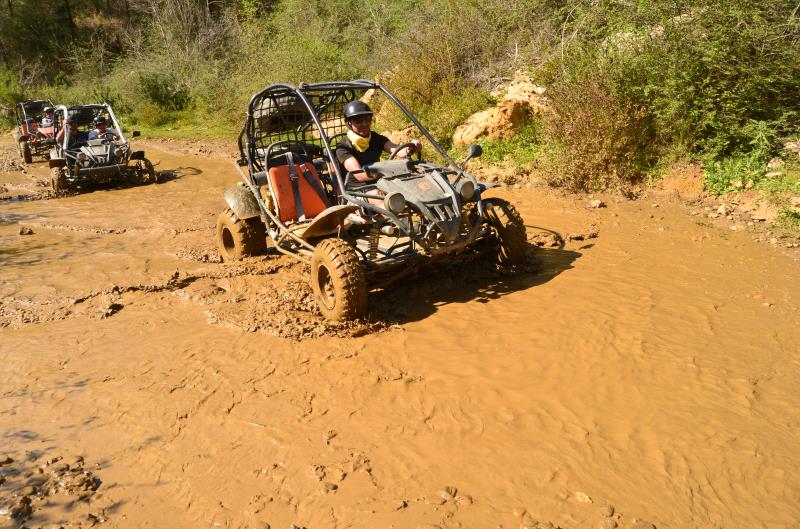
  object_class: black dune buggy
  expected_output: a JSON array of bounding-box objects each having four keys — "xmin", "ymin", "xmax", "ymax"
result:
[
  {"xmin": 217, "ymin": 80, "xmax": 527, "ymax": 320},
  {"xmin": 13, "ymin": 99, "xmax": 56, "ymax": 163},
  {"xmin": 48, "ymin": 103, "xmax": 156, "ymax": 193}
]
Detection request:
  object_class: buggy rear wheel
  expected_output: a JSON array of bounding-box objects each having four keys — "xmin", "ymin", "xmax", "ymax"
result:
[
  {"xmin": 21, "ymin": 141, "xmax": 32, "ymax": 164},
  {"xmin": 216, "ymin": 207, "xmax": 267, "ymax": 261},
  {"xmin": 311, "ymin": 237, "xmax": 366, "ymax": 321},
  {"xmin": 131, "ymin": 159, "xmax": 157, "ymax": 184},
  {"xmin": 50, "ymin": 167, "xmax": 69, "ymax": 194},
  {"xmin": 484, "ymin": 198, "xmax": 527, "ymax": 266}
]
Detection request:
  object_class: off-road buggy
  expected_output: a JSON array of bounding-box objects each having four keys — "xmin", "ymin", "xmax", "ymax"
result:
[
  {"xmin": 48, "ymin": 103, "xmax": 156, "ymax": 193},
  {"xmin": 217, "ymin": 80, "xmax": 527, "ymax": 320},
  {"xmin": 13, "ymin": 99, "xmax": 56, "ymax": 163}
]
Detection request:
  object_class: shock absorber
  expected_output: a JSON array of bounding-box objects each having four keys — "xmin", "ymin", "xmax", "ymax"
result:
[{"xmin": 368, "ymin": 229, "xmax": 379, "ymax": 260}]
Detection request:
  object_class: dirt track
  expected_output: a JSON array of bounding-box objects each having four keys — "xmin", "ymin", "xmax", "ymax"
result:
[{"xmin": 2, "ymin": 138, "xmax": 800, "ymax": 529}]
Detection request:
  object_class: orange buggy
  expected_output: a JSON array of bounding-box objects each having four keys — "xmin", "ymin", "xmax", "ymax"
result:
[{"xmin": 12, "ymin": 99, "xmax": 56, "ymax": 163}]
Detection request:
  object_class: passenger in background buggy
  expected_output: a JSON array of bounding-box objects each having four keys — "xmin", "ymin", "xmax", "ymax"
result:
[
  {"xmin": 88, "ymin": 116, "xmax": 119, "ymax": 141},
  {"xmin": 41, "ymin": 107, "xmax": 55, "ymax": 127},
  {"xmin": 335, "ymin": 101, "xmax": 422, "ymax": 183}
]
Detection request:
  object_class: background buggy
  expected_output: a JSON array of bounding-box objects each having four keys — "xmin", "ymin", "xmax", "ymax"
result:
[
  {"xmin": 218, "ymin": 80, "xmax": 527, "ymax": 320},
  {"xmin": 12, "ymin": 99, "xmax": 56, "ymax": 163},
  {"xmin": 49, "ymin": 103, "xmax": 156, "ymax": 193}
]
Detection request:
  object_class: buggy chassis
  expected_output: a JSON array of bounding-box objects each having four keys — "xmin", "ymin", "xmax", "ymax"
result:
[
  {"xmin": 220, "ymin": 80, "xmax": 527, "ymax": 319},
  {"xmin": 48, "ymin": 103, "xmax": 154, "ymax": 193}
]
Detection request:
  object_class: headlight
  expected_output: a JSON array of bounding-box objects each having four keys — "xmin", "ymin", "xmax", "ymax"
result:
[
  {"xmin": 77, "ymin": 152, "xmax": 88, "ymax": 162},
  {"xmin": 456, "ymin": 179, "xmax": 476, "ymax": 201},
  {"xmin": 114, "ymin": 147, "xmax": 124, "ymax": 157},
  {"xmin": 384, "ymin": 192, "xmax": 406, "ymax": 213}
]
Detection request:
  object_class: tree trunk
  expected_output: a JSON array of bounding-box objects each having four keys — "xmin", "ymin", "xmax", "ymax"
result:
[{"xmin": 63, "ymin": 0, "xmax": 75, "ymax": 38}]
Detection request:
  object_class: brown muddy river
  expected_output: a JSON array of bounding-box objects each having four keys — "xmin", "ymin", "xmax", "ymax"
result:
[{"xmin": 1, "ymin": 138, "xmax": 799, "ymax": 529}]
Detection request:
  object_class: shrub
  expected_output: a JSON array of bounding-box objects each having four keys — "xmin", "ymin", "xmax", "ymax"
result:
[{"xmin": 138, "ymin": 73, "xmax": 191, "ymax": 111}]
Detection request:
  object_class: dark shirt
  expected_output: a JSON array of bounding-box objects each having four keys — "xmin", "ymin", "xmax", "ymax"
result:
[{"xmin": 335, "ymin": 132, "xmax": 389, "ymax": 168}]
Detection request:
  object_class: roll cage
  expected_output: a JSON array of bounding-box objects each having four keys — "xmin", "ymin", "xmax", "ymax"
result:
[
  {"xmin": 15, "ymin": 99, "xmax": 54, "ymax": 126},
  {"xmin": 54, "ymin": 103, "xmax": 127, "ymax": 152}
]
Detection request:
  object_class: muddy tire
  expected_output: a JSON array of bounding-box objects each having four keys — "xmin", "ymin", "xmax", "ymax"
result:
[
  {"xmin": 216, "ymin": 207, "xmax": 267, "ymax": 261},
  {"xmin": 311, "ymin": 237, "xmax": 366, "ymax": 321},
  {"xmin": 484, "ymin": 198, "xmax": 527, "ymax": 266},
  {"xmin": 21, "ymin": 141, "xmax": 32, "ymax": 164},
  {"xmin": 131, "ymin": 159, "xmax": 157, "ymax": 184},
  {"xmin": 50, "ymin": 167, "xmax": 69, "ymax": 194}
]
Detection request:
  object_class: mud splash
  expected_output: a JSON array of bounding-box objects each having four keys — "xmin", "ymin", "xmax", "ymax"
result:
[{"xmin": 2, "ymin": 137, "xmax": 800, "ymax": 529}]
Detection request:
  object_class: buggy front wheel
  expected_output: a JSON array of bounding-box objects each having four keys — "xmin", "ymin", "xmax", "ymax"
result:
[
  {"xmin": 311, "ymin": 238, "xmax": 366, "ymax": 321},
  {"xmin": 484, "ymin": 198, "xmax": 527, "ymax": 266},
  {"xmin": 132, "ymin": 159, "xmax": 157, "ymax": 184},
  {"xmin": 215, "ymin": 207, "xmax": 267, "ymax": 261},
  {"xmin": 50, "ymin": 167, "xmax": 69, "ymax": 194}
]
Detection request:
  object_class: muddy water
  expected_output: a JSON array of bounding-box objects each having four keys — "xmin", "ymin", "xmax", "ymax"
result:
[{"xmin": 2, "ymin": 138, "xmax": 800, "ymax": 529}]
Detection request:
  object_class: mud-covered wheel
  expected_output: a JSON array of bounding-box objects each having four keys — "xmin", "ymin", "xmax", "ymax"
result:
[
  {"xmin": 216, "ymin": 207, "xmax": 267, "ymax": 261},
  {"xmin": 50, "ymin": 166, "xmax": 69, "ymax": 194},
  {"xmin": 21, "ymin": 141, "xmax": 32, "ymax": 164},
  {"xmin": 132, "ymin": 159, "xmax": 157, "ymax": 184},
  {"xmin": 311, "ymin": 237, "xmax": 366, "ymax": 321},
  {"xmin": 484, "ymin": 198, "xmax": 527, "ymax": 266}
]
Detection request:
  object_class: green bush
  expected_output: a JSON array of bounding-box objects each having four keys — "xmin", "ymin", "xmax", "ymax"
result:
[{"xmin": 138, "ymin": 73, "xmax": 191, "ymax": 112}]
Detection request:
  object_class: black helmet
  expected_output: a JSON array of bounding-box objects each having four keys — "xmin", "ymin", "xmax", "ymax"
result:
[
  {"xmin": 67, "ymin": 115, "xmax": 78, "ymax": 124},
  {"xmin": 93, "ymin": 115, "xmax": 107, "ymax": 125},
  {"xmin": 343, "ymin": 100, "xmax": 373, "ymax": 120}
]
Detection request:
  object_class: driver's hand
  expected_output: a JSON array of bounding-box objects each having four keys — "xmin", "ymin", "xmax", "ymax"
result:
[{"xmin": 410, "ymin": 139, "xmax": 422, "ymax": 155}]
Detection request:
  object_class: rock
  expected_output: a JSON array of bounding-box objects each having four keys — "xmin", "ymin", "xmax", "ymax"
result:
[
  {"xmin": 395, "ymin": 499, "xmax": 408, "ymax": 510},
  {"xmin": 602, "ymin": 505, "xmax": 615, "ymax": 517},
  {"xmin": 322, "ymin": 482, "xmax": 338, "ymax": 493},
  {"xmin": 440, "ymin": 486, "xmax": 458, "ymax": 500},
  {"xmin": 790, "ymin": 196, "xmax": 800, "ymax": 207},
  {"xmin": 575, "ymin": 491, "xmax": 593, "ymax": 503},
  {"xmin": 0, "ymin": 456, "xmax": 13, "ymax": 465},
  {"xmin": 631, "ymin": 522, "xmax": 656, "ymax": 529},
  {"xmin": 588, "ymin": 199, "xmax": 606, "ymax": 209},
  {"xmin": 717, "ymin": 204, "xmax": 729, "ymax": 215},
  {"xmin": 767, "ymin": 157, "xmax": 785, "ymax": 169},
  {"xmin": 770, "ymin": 238, "xmax": 778, "ymax": 245},
  {"xmin": 601, "ymin": 520, "xmax": 618, "ymax": 529},
  {"xmin": 764, "ymin": 171, "xmax": 783, "ymax": 179},
  {"xmin": 784, "ymin": 140, "xmax": 800, "ymax": 155},
  {"xmin": 512, "ymin": 506, "xmax": 528, "ymax": 517},
  {"xmin": 751, "ymin": 202, "xmax": 777, "ymax": 223},
  {"xmin": 453, "ymin": 73, "xmax": 548, "ymax": 145},
  {"xmin": 18, "ymin": 226, "xmax": 34, "ymax": 235},
  {"xmin": 651, "ymin": 203, "xmax": 660, "ymax": 208}
]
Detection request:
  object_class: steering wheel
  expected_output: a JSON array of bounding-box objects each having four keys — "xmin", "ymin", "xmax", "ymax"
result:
[{"xmin": 389, "ymin": 142, "xmax": 421, "ymax": 161}]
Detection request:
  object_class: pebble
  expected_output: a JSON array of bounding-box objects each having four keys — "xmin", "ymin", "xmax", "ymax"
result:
[
  {"xmin": 601, "ymin": 520, "xmax": 618, "ymax": 529},
  {"xmin": 440, "ymin": 486, "xmax": 458, "ymax": 500},
  {"xmin": 575, "ymin": 491, "xmax": 593, "ymax": 503},
  {"xmin": 651, "ymin": 203, "xmax": 660, "ymax": 208},
  {"xmin": 395, "ymin": 499, "xmax": 408, "ymax": 510},
  {"xmin": 717, "ymin": 204, "xmax": 729, "ymax": 215},
  {"xmin": 602, "ymin": 504, "xmax": 615, "ymax": 517},
  {"xmin": 18, "ymin": 226, "xmax": 34, "ymax": 235},
  {"xmin": 512, "ymin": 506, "xmax": 527, "ymax": 517},
  {"xmin": 0, "ymin": 456, "xmax": 13, "ymax": 465},
  {"xmin": 770, "ymin": 238, "xmax": 778, "ymax": 245},
  {"xmin": 322, "ymin": 482, "xmax": 338, "ymax": 494},
  {"xmin": 20, "ymin": 485, "xmax": 37, "ymax": 496},
  {"xmin": 631, "ymin": 522, "xmax": 657, "ymax": 529},
  {"xmin": 588, "ymin": 199, "xmax": 606, "ymax": 208}
]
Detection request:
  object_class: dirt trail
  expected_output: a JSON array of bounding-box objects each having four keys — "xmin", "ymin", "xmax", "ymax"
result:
[{"xmin": 2, "ymin": 137, "xmax": 800, "ymax": 529}]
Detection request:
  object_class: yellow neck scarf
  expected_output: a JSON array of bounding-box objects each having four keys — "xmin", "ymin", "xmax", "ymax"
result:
[{"xmin": 347, "ymin": 129, "xmax": 371, "ymax": 152}]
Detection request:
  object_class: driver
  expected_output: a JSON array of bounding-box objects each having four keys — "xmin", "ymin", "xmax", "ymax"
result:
[
  {"xmin": 88, "ymin": 116, "xmax": 119, "ymax": 141},
  {"xmin": 56, "ymin": 115, "xmax": 88, "ymax": 147},
  {"xmin": 335, "ymin": 101, "xmax": 421, "ymax": 183}
]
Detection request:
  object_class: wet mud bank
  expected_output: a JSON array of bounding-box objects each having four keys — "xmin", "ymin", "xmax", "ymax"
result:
[{"xmin": 2, "ymin": 137, "xmax": 800, "ymax": 529}]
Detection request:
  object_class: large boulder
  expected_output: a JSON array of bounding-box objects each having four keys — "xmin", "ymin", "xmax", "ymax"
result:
[{"xmin": 453, "ymin": 73, "xmax": 548, "ymax": 146}]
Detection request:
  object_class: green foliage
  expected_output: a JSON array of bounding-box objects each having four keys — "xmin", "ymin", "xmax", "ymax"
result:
[
  {"xmin": 138, "ymin": 73, "xmax": 191, "ymax": 112},
  {"xmin": 0, "ymin": 70, "xmax": 23, "ymax": 127},
  {"xmin": 476, "ymin": 122, "xmax": 541, "ymax": 167}
]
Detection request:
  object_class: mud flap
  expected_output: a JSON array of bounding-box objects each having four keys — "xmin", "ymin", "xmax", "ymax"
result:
[
  {"xmin": 300, "ymin": 205, "xmax": 358, "ymax": 240},
  {"xmin": 49, "ymin": 158, "xmax": 67, "ymax": 168},
  {"xmin": 223, "ymin": 183, "xmax": 262, "ymax": 220}
]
